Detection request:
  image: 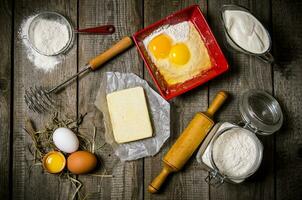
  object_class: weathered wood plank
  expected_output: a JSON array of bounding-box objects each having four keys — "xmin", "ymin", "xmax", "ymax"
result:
[
  {"xmin": 13, "ymin": 0, "xmax": 77, "ymax": 199},
  {"xmin": 272, "ymin": 1, "xmax": 302, "ymax": 200},
  {"xmin": 8, "ymin": 0, "xmax": 302, "ymax": 199},
  {"xmin": 0, "ymin": 0, "xmax": 12, "ymax": 199},
  {"xmin": 143, "ymin": 1, "xmax": 210, "ymax": 199},
  {"xmin": 77, "ymin": 0, "xmax": 144, "ymax": 199},
  {"xmin": 208, "ymin": 0, "xmax": 274, "ymax": 200}
]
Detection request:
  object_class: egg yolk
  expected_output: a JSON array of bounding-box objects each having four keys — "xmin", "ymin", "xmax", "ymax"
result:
[
  {"xmin": 45, "ymin": 153, "xmax": 65, "ymax": 173},
  {"xmin": 148, "ymin": 34, "xmax": 172, "ymax": 59},
  {"xmin": 169, "ymin": 43, "xmax": 191, "ymax": 65}
]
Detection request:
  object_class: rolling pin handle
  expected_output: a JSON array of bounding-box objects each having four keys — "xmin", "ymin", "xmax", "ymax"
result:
[
  {"xmin": 148, "ymin": 164, "xmax": 173, "ymax": 193},
  {"xmin": 206, "ymin": 91, "xmax": 228, "ymax": 118}
]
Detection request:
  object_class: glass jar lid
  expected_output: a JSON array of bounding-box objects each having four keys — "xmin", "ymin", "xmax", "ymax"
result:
[{"xmin": 239, "ymin": 89, "xmax": 283, "ymax": 135}]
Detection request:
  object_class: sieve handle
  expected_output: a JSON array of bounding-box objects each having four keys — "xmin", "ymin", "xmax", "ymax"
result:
[
  {"xmin": 75, "ymin": 25, "xmax": 115, "ymax": 34},
  {"xmin": 88, "ymin": 37, "xmax": 133, "ymax": 70},
  {"xmin": 206, "ymin": 91, "xmax": 228, "ymax": 118}
]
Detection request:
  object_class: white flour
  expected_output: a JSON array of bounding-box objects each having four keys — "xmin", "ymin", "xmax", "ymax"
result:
[
  {"xmin": 31, "ymin": 18, "xmax": 70, "ymax": 55},
  {"xmin": 143, "ymin": 21, "xmax": 190, "ymax": 46},
  {"xmin": 20, "ymin": 15, "xmax": 69, "ymax": 72},
  {"xmin": 223, "ymin": 10, "xmax": 270, "ymax": 54},
  {"xmin": 212, "ymin": 128, "xmax": 258, "ymax": 177}
]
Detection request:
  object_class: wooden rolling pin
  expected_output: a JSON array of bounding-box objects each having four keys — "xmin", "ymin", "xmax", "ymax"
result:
[{"xmin": 148, "ymin": 91, "xmax": 228, "ymax": 193}]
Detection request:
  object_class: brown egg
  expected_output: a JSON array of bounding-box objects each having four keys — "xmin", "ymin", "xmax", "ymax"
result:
[{"xmin": 67, "ymin": 151, "xmax": 97, "ymax": 174}]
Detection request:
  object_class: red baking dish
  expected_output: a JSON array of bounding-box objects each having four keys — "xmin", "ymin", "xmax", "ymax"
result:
[{"xmin": 132, "ymin": 5, "xmax": 229, "ymax": 100}]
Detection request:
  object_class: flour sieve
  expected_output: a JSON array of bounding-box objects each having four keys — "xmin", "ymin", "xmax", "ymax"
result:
[
  {"xmin": 27, "ymin": 12, "xmax": 74, "ymax": 56},
  {"xmin": 27, "ymin": 11, "xmax": 115, "ymax": 56}
]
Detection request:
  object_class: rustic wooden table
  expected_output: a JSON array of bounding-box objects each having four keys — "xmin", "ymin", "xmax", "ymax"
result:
[{"xmin": 1, "ymin": 0, "xmax": 301, "ymax": 199}]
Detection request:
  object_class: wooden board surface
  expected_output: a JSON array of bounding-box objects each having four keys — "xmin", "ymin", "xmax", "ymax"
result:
[
  {"xmin": 0, "ymin": 0, "xmax": 12, "ymax": 199},
  {"xmin": 13, "ymin": 1, "xmax": 77, "ymax": 199},
  {"xmin": 272, "ymin": 1, "xmax": 302, "ymax": 200},
  {"xmin": 0, "ymin": 0, "xmax": 301, "ymax": 199}
]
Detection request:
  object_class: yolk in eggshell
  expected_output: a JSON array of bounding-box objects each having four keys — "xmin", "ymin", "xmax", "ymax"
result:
[
  {"xmin": 169, "ymin": 43, "xmax": 191, "ymax": 66},
  {"xmin": 148, "ymin": 34, "xmax": 172, "ymax": 59},
  {"xmin": 45, "ymin": 153, "xmax": 65, "ymax": 173}
]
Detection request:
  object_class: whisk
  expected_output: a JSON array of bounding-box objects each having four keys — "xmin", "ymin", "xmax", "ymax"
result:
[{"xmin": 24, "ymin": 37, "xmax": 133, "ymax": 113}]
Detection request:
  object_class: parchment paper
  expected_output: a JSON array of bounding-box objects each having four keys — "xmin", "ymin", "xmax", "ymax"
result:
[{"xmin": 95, "ymin": 72, "xmax": 170, "ymax": 161}]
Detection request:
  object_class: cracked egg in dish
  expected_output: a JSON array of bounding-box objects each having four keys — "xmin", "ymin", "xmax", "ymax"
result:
[{"xmin": 143, "ymin": 21, "xmax": 212, "ymax": 86}]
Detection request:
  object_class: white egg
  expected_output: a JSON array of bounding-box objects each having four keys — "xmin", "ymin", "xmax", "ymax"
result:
[{"xmin": 52, "ymin": 127, "xmax": 79, "ymax": 153}]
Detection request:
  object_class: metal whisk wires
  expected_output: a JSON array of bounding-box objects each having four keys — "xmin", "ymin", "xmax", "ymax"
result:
[
  {"xmin": 24, "ymin": 86, "xmax": 55, "ymax": 113},
  {"xmin": 24, "ymin": 65, "xmax": 91, "ymax": 113}
]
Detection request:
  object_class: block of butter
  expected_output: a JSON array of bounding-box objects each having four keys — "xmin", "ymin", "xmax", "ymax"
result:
[{"xmin": 106, "ymin": 87, "xmax": 153, "ymax": 143}]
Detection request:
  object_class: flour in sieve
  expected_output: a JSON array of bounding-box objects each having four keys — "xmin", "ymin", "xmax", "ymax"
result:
[
  {"xmin": 32, "ymin": 18, "xmax": 70, "ymax": 55},
  {"xmin": 212, "ymin": 128, "xmax": 258, "ymax": 177},
  {"xmin": 20, "ymin": 15, "xmax": 69, "ymax": 72}
]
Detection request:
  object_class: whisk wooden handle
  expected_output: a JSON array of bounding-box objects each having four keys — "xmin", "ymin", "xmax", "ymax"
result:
[{"xmin": 89, "ymin": 37, "xmax": 133, "ymax": 70}]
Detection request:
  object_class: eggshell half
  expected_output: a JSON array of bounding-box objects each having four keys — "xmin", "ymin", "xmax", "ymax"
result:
[
  {"xmin": 53, "ymin": 127, "xmax": 79, "ymax": 153},
  {"xmin": 67, "ymin": 151, "xmax": 97, "ymax": 174}
]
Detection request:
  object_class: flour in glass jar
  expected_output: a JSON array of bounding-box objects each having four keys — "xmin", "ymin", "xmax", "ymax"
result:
[
  {"xmin": 20, "ymin": 14, "xmax": 70, "ymax": 72},
  {"xmin": 212, "ymin": 128, "xmax": 258, "ymax": 177}
]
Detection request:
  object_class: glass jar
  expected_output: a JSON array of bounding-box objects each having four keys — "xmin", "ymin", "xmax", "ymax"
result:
[{"xmin": 196, "ymin": 89, "xmax": 283, "ymax": 186}]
